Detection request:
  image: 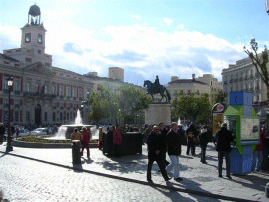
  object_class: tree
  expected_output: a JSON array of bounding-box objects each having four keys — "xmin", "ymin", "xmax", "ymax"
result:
[
  {"xmin": 87, "ymin": 86, "xmax": 110, "ymax": 125},
  {"xmin": 244, "ymin": 38, "xmax": 269, "ymax": 88},
  {"xmin": 213, "ymin": 90, "xmax": 227, "ymax": 105},
  {"xmin": 117, "ymin": 86, "xmax": 152, "ymax": 124},
  {"xmin": 172, "ymin": 93, "xmax": 211, "ymax": 124}
]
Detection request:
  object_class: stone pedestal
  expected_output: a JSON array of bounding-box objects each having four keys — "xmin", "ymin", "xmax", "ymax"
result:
[{"xmin": 145, "ymin": 104, "xmax": 171, "ymax": 125}]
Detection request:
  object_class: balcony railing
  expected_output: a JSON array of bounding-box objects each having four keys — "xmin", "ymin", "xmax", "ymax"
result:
[
  {"xmin": 14, "ymin": 104, "xmax": 20, "ymax": 108},
  {"xmin": 229, "ymin": 79, "xmax": 233, "ymax": 83},
  {"xmin": 14, "ymin": 90, "xmax": 20, "ymax": 95},
  {"xmin": 223, "ymin": 81, "xmax": 228, "ymax": 84},
  {"xmin": 3, "ymin": 89, "xmax": 9, "ymax": 94},
  {"xmin": 255, "ymin": 86, "xmax": 260, "ymax": 91},
  {"xmin": 52, "ymin": 106, "xmax": 56, "ymax": 109},
  {"xmin": 239, "ymin": 77, "xmax": 243, "ymax": 81},
  {"xmin": 60, "ymin": 107, "xmax": 64, "ymax": 110},
  {"xmin": 66, "ymin": 96, "xmax": 70, "ymax": 100},
  {"xmin": 234, "ymin": 78, "xmax": 238, "ymax": 82},
  {"xmin": 73, "ymin": 97, "xmax": 76, "ymax": 100},
  {"xmin": 23, "ymin": 92, "xmax": 56, "ymax": 98}
]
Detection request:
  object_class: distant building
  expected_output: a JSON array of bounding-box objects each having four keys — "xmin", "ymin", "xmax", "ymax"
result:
[
  {"xmin": 109, "ymin": 67, "xmax": 124, "ymax": 82},
  {"xmin": 222, "ymin": 56, "xmax": 267, "ymax": 120},
  {"xmin": 0, "ymin": 4, "xmax": 94, "ymax": 127},
  {"xmin": 166, "ymin": 74, "xmax": 222, "ymax": 104}
]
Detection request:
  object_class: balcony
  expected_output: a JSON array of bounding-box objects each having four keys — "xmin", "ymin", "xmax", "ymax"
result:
[
  {"xmin": 14, "ymin": 104, "xmax": 20, "ymax": 108},
  {"xmin": 255, "ymin": 86, "xmax": 260, "ymax": 91},
  {"xmin": 234, "ymin": 78, "xmax": 238, "ymax": 82},
  {"xmin": 244, "ymin": 76, "xmax": 248, "ymax": 80},
  {"xmin": 249, "ymin": 87, "xmax": 254, "ymax": 92},
  {"xmin": 60, "ymin": 107, "xmax": 64, "ymax": 110},
  {"xmin": 73, "ymin": 97, "xmax": 76, "ymax": 100},
  {"xmin": 3, "ymin": 89, "xmax": 9, "ymax": 94},
  {"xmin": 23, "ymin": 92, "xmax": 56, "ymax": 98},
  {"xmin": 229, "ymin": 79, "xmax": 234, "ymax": 83},
  {"xmin": 52, "ymin": 106, "xmax": 56, "ymax": 109},
  {"xmin": 4, "ymin": 104, "xmax": 9, "ymax": 108},
  {"xmin": 223, "ymin": 81, "xmax": 228, "ymax": 84},
  {"xmin": 14, "ymin": 90, "xmax": 20, "ymax": 95},
  {"xmin": 239, "ymin": 77, "xmax": 243, "ymax": 81},
  {"xmin": 73, "ymin": 107, "xmax": 77, "ymax": 110},
  {"xmin": 60, "ymin": 95, "xmax": 64, "ymax": 99},
  {"xmin": 66, "ymin": 96, "xmax": 70, "ymax": 100}
]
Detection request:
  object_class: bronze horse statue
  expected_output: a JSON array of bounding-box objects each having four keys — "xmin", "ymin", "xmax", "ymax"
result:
[{"xmin": 143, "ymin": 80, "xmax": 171, "ymax": 103}]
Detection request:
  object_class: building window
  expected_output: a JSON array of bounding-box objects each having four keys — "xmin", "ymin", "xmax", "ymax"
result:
[
  {"xmin": 60, "ymin": 113, "xmax": 63, "ymax": 121},
  {"xmin": 26, "ymin": 111, "xmax": 30, "ymax": 122},
  {"xmin": 52, "ymin": 86, "xmax": 56, "ymax": 95},
  {"xmin": 44, "ymin": 112, "xmax": 47, "ymax": 122},
  {"xmin": 72, "ymin": 89, "xmax": 76, "ymax": 98},
  {"xmin": 52, "ymin": 112, "xmax": 56, "ymax": 121},
  {"xmin": 60, "ymin": 86, "xmax": 64, "ymax": 96},
  {"xmin": 27, "ymin": 82, "xmax": 31, "ymax": 92},
  {"xmin": 67, "ymin": 88, "xmax": 70, "ymax": 97},
  {"xmin": 38, "ymin": 50, "xmax": 41, "ymax": 54},
  {"xmin": 25, "ymin": 57, "xmax": 32, "ymax": 62},
  {"xmin": 67, "ymin": 113, "xmax": 69, "ymax": 121},
  {"xmin": 14, "ymin": 111, "xmax": 19, "ymax": 122}
]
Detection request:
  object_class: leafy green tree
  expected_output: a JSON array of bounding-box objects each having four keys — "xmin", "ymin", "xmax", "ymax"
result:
[
  {"xmin": 213, "ymin": 90, "xmax": 227, "ymax": 105},
  {"xmin": 117, "ymin": 86, "xmax": 152, "ymax": 124},
  {"xmin": 87, "ymin": 86, "xmax": 110, "ymax": 125},
  {"xmin": 172, "ymin": 93, "xmax": 211, "ymax": 124}
]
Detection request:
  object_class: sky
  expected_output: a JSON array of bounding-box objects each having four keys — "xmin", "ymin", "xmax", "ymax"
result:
[{"xmin": 1, "ymin": 0, "xmax": 269, "ymax": 86}]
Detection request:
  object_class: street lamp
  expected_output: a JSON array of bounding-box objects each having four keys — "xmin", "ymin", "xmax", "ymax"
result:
[{"xmin": 6, "ymin": 76, "xmax": 13, "ymax": 152}]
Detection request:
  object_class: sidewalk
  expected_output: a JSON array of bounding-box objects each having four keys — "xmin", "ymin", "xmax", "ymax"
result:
[{"xmin": 0, "ymin": 142, "xmax": 268, "ymax": 202}]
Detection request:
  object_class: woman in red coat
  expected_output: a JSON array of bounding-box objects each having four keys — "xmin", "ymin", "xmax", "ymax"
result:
[
  {"xmin": 113, "ymin": 125, "xmax": 123, "ymax": 157},
  {"xmin": 81, "ymin": 126, "xmax": 91, "ymax": 158}
]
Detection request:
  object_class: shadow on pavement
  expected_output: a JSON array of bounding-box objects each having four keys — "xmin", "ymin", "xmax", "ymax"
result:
[{"xmin": 232, "ymin": 173, "xmax": 268, "ymax": 192}]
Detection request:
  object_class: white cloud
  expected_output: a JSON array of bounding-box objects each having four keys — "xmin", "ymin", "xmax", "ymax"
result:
[
  {"xmin": 163, "ymin": 18, "xmax": 173, "ymax": 26},
  {"xmin": 129, "ymin": 14, "xmax": 141, "ymax": 20},
  {"xmin": 177, "ymin": 24, "xmax": 185, "ymax": 30},
  {"xmin": 0, "ymin": 17, "xmax": 246, "ymax": 85}
]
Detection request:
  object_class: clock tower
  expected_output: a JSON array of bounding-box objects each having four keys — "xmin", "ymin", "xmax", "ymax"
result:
[{"xmin": 3, "ymin": 4, "xmax": 52, "ymax": 69}]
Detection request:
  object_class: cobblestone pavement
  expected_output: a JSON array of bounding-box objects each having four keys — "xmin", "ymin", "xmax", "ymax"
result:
[
  {"xmin": 0, "ymin": 154, "xmax": 232, "ymax": 202},
  {"xmin": 0, "ymin": 143, "xmax": 268, "ymax": 201}
]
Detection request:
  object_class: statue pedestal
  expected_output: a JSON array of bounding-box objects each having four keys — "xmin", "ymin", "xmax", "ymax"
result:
[{"xmin": 145, "ymin": 104, "xmax": 171, "ymax": 126}]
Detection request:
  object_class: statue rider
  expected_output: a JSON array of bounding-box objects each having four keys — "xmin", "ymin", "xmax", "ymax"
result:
[{"xmin": 154, "ymin": 75, "xmax": 161, "ymax": 92}]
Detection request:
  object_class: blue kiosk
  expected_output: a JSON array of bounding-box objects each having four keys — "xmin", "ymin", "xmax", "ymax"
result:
[{"xmin": 223, "ymin": 92, "xmax": 260, "ymax": 174}]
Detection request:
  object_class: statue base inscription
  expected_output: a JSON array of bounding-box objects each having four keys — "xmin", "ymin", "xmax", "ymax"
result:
[{"xmin": 145, "ymin": 104, "xmax": 171, "ymax": 126}]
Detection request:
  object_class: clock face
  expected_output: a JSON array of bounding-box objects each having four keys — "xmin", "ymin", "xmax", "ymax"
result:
[
  {"xmin": 37, "ymin": 34, "xmax": 42, "ymax": 43},
  {"xmin": 25, "ymin": 33, "xmax": 31, "ymax": 43}
]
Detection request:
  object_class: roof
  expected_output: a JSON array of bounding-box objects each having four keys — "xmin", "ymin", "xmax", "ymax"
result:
[
  {"xmin": 29, "ymin": 5, "xmax": 41, "ymax": 16},
  {"xmin": 168, "ymin": 79, "xmax": 207, "ymax": 85},
  {"xmin": 0, "ymin": 53, "xmax": 19, "ymax": 62}
]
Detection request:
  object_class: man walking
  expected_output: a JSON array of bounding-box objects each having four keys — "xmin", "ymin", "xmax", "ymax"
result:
[
  {"xmin": 0, "ymin": 123, "xmax": 5, "ymax": 144},
  {"xmin": 166, "ymin": 122, "xmax": 183, "ymax": 181},
  {"xmin": 147, "ymin": 125, "xmax": 171, "ymax": 183},
  {"xmin": 214, "ymin": 123, "xmax": 234, "ymax": 179}
]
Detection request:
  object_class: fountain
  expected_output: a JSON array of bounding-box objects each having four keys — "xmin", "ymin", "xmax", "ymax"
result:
[{"xmin": 50, "ymin": 110, "xmax": 97, "ymax": 140}]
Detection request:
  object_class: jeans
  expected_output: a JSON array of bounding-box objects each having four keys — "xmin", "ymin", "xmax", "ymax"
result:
[
  {"xmin": 218, "ymin": 151, "xmax": 231, "ymax": 177},
  {"xmin": 166, "ymin": 155, "xmax": 180, "ymax": 179},
  {"xmin": 200, "ymin": 145, "xmax": 207, "ymax": 162},
  {"xmin": 252, "ymin": 150, "xmax": 263, "ymax": 171}
]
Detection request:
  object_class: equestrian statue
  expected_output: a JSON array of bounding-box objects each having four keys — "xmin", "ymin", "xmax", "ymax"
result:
[{"xmin": 143, "ymin": 76, "xmax": 171, "ymax": 103}]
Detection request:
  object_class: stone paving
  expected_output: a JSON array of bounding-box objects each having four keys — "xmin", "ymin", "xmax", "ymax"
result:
[{"xmin": 0, "ymin": 142, "xmax": 268, "ymax": 201}]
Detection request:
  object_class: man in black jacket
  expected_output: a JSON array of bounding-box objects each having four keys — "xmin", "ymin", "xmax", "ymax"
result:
[
  {"xmin": 159, "ymin": 122, "xmax": 170, "ymax": 167},
  {"xmin": 166, "ymin": 122, "xmax": 183, "ymax": 181},
  {"xmin": 147, "ymin": 125, "xmax": 171, "ymax": 183},
  {"xmin": 214, "ymin": 123, "xmax": 234, "ymax": 179}
]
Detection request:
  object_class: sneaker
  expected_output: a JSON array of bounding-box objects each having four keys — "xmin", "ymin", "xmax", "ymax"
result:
[
  {"xmin": 227, "ymin": 175, "xmax": 232, "ymax": 180},
  {"xmin": 174, "ymin": 177, "xmax": 183, "ymax": 181}
]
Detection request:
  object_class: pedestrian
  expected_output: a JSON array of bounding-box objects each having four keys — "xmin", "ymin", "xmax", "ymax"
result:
[
  {"xmin": 70, "ymin": 128, "xmax": 82, "ymax": 142},
  {"xmin": 0, "ymin": 123, "xmax": 5, "ymax": 144},
  {"xmin": 98, "ymin": 127, "xmax": 103, "ymax": 150},
  {"xmin": 106, "ymin": 126, "xmax": 114, "ymax": 157},
  {"xmin": 158, "ymin": 122, "xmax": 170, "ymax": 167},
  {"xmin": 10, "ymin": 123, "xmax": 15, "ymax": 139},
  {"xmin": 166, "ymin": 122, "xmax": 183, "ymax": 181},
  {"xmin": 214, "ymin": 123, "xmax": 234, "ymax": 179},
  {"xmin": 143, "ymin": 124, "xmax": 152, "ymax": 144},
  {"xmin": 185, "ymin": 122, "xmax": 198, "ymax": 156},
  {"xmin": 147, "ymin": 125, "xmax": 171, "ymax": 183},
  {"xmin": 113, "ymin": 125, "xmax": 123, "ymax": 158},
  {"xmin": 15, "ymin": 127, "xmax": 20, "ymax": 139},
  {"xmin": 252, "ymin": 126, "xmax": 267, "ymax": 172},
  {"xmin": 199, "ymin": 125, "xmax": 210, "ymax": 164},
  {"xmin": 81, "ymin": 126, "xmax": 91, "ymax": 158}
]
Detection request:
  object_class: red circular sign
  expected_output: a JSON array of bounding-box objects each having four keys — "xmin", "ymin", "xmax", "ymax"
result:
[{"xmin": 216, "ymin": 104, "xmax": 224, "ymax": 112}]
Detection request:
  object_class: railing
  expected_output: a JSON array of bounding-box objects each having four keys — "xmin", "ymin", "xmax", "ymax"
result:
[
  {"xmin": 255, "ymin": 86, "xmax": 260, "ymax": 91},
  {"xmin": 3, "ymin": 89, "xmax": 9, "ymax": 94},
  {"xmin": 239, "ymin": 77, "xmax": 243, "ymax": 81},
  {"xmin": 230, "ymin": 79, "xmax": 233, "ymax": 83},
  {"xmin": 23, "ymin": 92, "xmax": 56, "ymax": 98},
  {"xmin": 66, "ymin": 96, "xmax": 70, "ymax": 100},
  {"xmin": 52, "ymin": 106, "xmax": 56, "ymax": 109},
  {"xmin": 234, "ymin": 78, "xmax": 238, "ymax": 82},
  {"xmin": 223, "ymin": 81, "xmax": 228, "ymax": 84},
  {"xmin": 60, "ymin": 107, "xmax": 64, "ymax": 110},
  {"xmin": 60, "ymin": 96, "xmax": 64, "ymax": 99},
  {"xmin": 14, "ymin": 104, "xmax": 20, "ymax": 108},
  {"xmin": 73, "ymin": 97, "xmax": 76, "ymax": 100},
  {"xmin": 14, "ymin": 90, "xmax": 20, "ymax": 95}
]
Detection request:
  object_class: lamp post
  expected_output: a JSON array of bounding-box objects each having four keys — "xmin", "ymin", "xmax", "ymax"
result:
[{"xmin": 6, "ymin": 76, "xmax": 13, "ymax": 152}]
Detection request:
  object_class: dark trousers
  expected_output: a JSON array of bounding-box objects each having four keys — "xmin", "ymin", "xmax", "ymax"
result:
[
  {"xmin": 81, "ymin": 143, "xmax": 90, "ymax": 157},
  {"xmin": 160, "ymin": 151, "xmax": 170, "ymax": 166},
  {"xmin": 113, "ymin": 145, "xmax": 121, "ymax": 157},
  {"xmin": 186, "ymin": 139, "xmax": 195, "ymax": 155},
  {"xmin": 0, "ymin": 134, "xmax": 3, "ymax": 144},
  {"xmin": 200, "ymin": 145, "xmax": 207, "ymax": 162},
  {"xmin": 147, "ymin": 154, "xmax": 169, "ymax": 181},
  {"xmin": 218, "ymin": 151, "xmax": 231, "ymax": 176}
]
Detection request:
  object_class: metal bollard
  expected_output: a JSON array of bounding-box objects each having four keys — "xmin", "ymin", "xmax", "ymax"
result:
[
  {"xmin": 72, "ymin": 140, "xmax": 81, "ymax": 164},
  {"xmin": 265, "ymin": 182, "xmax": 269, "ymax": 198}
]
